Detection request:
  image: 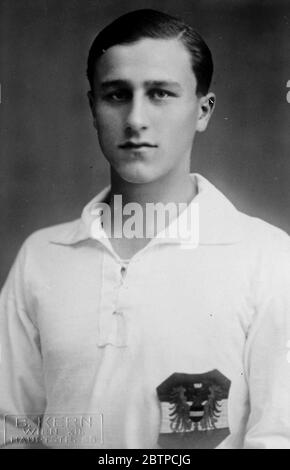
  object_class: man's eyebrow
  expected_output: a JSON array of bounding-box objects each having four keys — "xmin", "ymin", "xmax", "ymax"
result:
[
  {"xmin": 99, "ymin": 80, "xmax": 129, "ymax": 90},
  {"xmin": 98, "ymin": 79, "xmax": 182, "ymax": 90},
  {"xmin": 144, "ymin": 80, "xmax": 182, "ymax": 90}
]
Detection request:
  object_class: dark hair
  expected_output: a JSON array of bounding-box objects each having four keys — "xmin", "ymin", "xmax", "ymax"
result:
[{"xmin": 87, "ymin": 9, "xmax": 213, "ymax": 96}]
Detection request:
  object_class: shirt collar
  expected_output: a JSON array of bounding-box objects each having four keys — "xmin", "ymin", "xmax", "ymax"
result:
[{"xmin": 49, "ymin": 174, "xmax": 244, "ymax": 246}]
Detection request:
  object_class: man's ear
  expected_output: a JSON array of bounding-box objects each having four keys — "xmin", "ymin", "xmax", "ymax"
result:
[
  {"xmin": 87, "ymin": 90, "xmax": 97, "ymax": 127},
  {"xmin": 196, "ymin": 92, "xmax": 216, "ymax": 133}
]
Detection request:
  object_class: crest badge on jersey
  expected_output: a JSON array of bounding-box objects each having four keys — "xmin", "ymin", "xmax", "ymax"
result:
[{"xmin": 157, "ymin": 369, "xmax": 231, "ymax": 449}]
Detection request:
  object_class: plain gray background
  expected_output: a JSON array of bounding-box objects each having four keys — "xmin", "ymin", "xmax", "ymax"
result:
[{"xmin": 0, "ymin": 0, "xmax": 289, "ymax": 286}]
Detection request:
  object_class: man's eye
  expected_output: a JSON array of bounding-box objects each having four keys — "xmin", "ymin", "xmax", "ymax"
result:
[
  {"xmin": 104, "ymin": 90, "xmax": 130, "ymax": 102},
  {"xmin": 149, "ymin": 89, "xmax": 173, "ymax": 100}
]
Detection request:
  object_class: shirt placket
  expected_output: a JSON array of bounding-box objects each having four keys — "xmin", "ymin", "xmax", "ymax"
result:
[{"xmin": 97, "ymin": 252, "xmax": 130, "ymax": 348}]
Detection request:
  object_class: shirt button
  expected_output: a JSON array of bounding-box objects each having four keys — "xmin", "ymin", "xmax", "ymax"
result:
[{"xmin": 120, "ymin": 266, "xmax": 127, "ymax": 277}]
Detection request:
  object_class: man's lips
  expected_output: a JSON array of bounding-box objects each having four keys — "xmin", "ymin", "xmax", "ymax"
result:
[{"xmin": 119, "ymin": 142, "xmax": 158, "ymax": 149}]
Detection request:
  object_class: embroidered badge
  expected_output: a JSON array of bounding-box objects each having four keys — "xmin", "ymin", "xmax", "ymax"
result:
[{"xmin": 157, "ymin": 369, "xmax": 231, "ymax": 449}]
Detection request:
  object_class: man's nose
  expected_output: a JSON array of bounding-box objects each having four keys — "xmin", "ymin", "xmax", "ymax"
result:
[{"xmin": 125, "ymin": 95, "xmax": 149, "ymax": 133}]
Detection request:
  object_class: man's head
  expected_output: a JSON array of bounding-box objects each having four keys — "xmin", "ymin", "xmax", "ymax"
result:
[
  {"xmin": 87, "ymin": 9, "xmax": 213, "ymax": 98},
  {"xmin": 87, "ymin": 10, "xmax": 215, "ymax": 185}
]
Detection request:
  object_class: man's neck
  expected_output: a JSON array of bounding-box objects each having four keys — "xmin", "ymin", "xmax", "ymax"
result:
[
  {"xmin": 109, "ymin": 168, "xmax": 197, "ymax": 208},
  {"xmin": 102, "ymin": 167, "xmax": 197, "ymax": 259}
]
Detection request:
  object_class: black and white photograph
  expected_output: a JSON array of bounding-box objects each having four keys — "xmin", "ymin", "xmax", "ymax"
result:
[{"xmin": 0, "ymin": 0, "xmax": 290, "ymax": 450}]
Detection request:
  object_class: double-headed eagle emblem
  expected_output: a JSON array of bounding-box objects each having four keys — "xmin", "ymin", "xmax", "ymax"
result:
[{"xmin": 157, "ymin": 369, "xmax": 231, "ymax": 433}]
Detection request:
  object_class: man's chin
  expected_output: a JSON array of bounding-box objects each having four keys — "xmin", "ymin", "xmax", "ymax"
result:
[{"xmin": 113, "ymin": 165, "xmax": 160, "ymax": 185}]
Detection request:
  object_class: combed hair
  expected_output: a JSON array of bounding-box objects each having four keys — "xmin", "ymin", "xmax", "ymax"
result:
[{"xmin": 87, "ymin": 9, "xmax": 213, "ymax": 96}]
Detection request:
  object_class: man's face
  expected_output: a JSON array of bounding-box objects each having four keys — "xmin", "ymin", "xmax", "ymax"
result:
[{"xmin": 89, "ymin": 37, "xmax": 213, "ymax": 184}]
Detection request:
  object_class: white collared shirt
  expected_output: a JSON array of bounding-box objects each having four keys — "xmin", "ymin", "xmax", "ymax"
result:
[{"xmin": 1, "ymin": 174, "xmax": 290, "ymax": 449}]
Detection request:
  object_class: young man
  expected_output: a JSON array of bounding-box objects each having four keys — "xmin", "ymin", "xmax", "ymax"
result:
[{"xmin": 1, "ymin": 9, "xmax": 290, "ymax": 449}]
